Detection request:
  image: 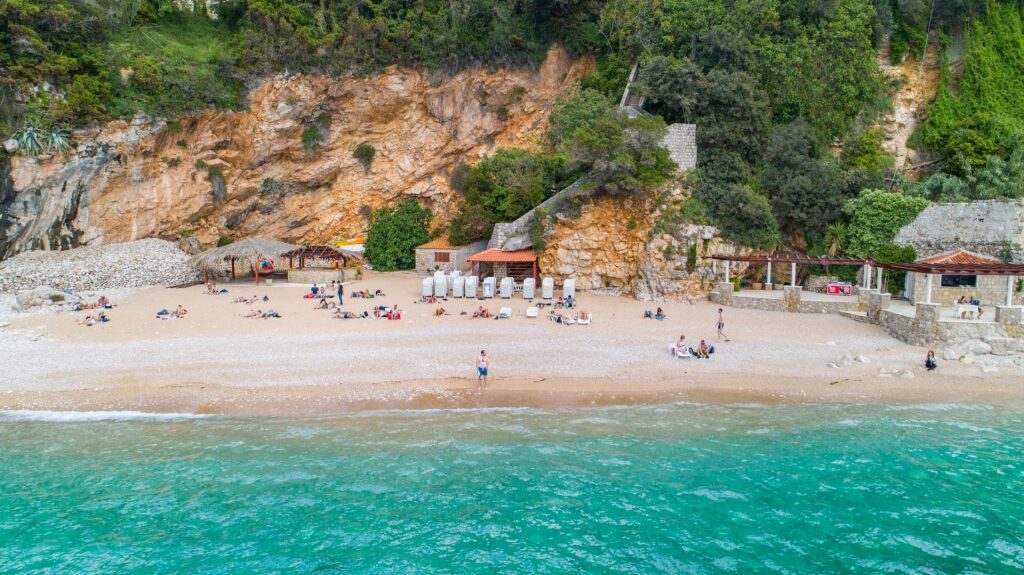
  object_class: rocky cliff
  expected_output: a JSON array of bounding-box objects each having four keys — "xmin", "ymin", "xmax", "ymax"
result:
[
  {"xmin": 1, "ymin": 46, "xmax": 590, "ymax": 258},
  {"xmin": 538, "ymin": 184, "xmax": 750, "ymax": 300}
]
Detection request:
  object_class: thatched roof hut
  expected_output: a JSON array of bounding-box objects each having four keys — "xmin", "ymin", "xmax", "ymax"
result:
[{"xmin": 192, "ymin": 237, "xmax": 298, "ymax": 283}]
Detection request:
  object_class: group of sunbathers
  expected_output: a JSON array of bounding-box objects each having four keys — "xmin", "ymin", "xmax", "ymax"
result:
[
  {"xmin": 351, "ymin": 289, "xmax": 385, "ymax": 298},
  {"xmin": 244, "ymin": 309, "xmax": 282, "ymax": 319},
  {"xmin": 205, "ymin": 283, "xmax": 229, "ymax": 295},
  {"xmin": 156, "ymin": 305, "xmax": 189, "ymax": 320},
  {"xmin": 74, "ymin": 295, "xmax": 112, "ymax": 311},
  {"xmin": 548, "ymin": 310, "xmax": 590, "ymax": 324},
  {"xmin": 471, "ymin": 306, "xmax": 492, "ymax": 319},
  {"xmin": 644, "ymin": 307, "xmax": 667, "ymax": 320},
  {"xmin": 670, "ymin": 335, "xmax": 714, "ymax": 359},
  {"xmin": 78, "ymin": 311, "xmax": 111, "ymax": 326},
  {"xmin": 233, "ymin": 295, "xmax": 270, "ymax": 304},
  {"xmin": 417, "ymin": 295, "xmax": 446, "ymax": 304}
]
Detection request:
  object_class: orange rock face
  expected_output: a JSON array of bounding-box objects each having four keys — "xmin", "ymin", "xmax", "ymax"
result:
[{"xmin": 4, "ymin": 46, "xmax": 590, "ymax": 255}]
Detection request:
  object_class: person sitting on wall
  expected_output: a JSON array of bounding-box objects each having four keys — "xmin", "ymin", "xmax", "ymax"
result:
[{"xmin": 970, "ymin": 297, "xmax": 984, "ymax": 319}]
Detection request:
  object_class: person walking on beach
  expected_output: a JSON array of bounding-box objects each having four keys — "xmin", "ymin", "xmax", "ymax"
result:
[
  {"xmin": 476, "ymin": 350, "xmax": 489, "ymax": 388},
  {"xmin": 716, "ymin": 308, "xmax": 731, "ymax": 342},
  {"xmin": 337, "ymin": 282, "xmax": 343, "ymax": 306}
]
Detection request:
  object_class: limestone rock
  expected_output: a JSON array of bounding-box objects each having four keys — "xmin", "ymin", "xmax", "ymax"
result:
[
  {"xmin": 14, "ymin": 286, "xmax": 69, "ymax": 311},
  {"xmin": 1, "ymin": 46, "xmax": 592, "ymax": 257}
]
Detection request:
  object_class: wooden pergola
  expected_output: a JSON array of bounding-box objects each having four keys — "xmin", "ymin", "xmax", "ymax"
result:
[
  {"xmin": 281, "ymin": 245, "xmax": 361, "ymax": 269},
  {"xmin": 711, "ymin": 253, "xmax": 1024, "ymax": 304}
]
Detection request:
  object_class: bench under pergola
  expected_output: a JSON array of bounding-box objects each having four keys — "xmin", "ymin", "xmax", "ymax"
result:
[{"xmin": 281, "ymin": 245, "xmax": 361, "ymax": 269}]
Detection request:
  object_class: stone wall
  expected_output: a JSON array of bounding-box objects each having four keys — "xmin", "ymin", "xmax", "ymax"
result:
[
  {"xmin": 711, "ymin": 285, "xmax": 861, "ymax": 314},
  {"xmin": 415, "ymin": 240, "xmax": 487, "ymax": 274},
  {"xmin": 663, "ymin": 124, "xmax": 697, "ymax": 172},
  {"xmin": 894, "ymin": 199, "xmax": 1024, "ymax": 263}
]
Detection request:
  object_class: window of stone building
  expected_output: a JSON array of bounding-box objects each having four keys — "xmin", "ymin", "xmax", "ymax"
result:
[
  {"xmin": 434, "ymin": 251, "xmax": 451, "ymax": 263},
  {"xmin": 940, "ymin": 275, "xmax": 977, "ymax": 287}
]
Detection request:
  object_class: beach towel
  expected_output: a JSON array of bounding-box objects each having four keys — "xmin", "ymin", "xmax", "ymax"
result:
[{"xmin": 157, "ymin": 309, "xmax": 169, "ymax": 315}]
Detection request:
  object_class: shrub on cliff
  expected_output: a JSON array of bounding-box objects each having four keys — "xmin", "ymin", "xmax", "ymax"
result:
[
  {"xmin": 353, "ymin": 143, "xmax": 376, "ymax": 172},
  {"xmin": 364, "ymin": 198, "xmax": 431, "ymax": 271},
  {"xmin": 842, "ymin": 189, "xmax": 929, "ymax": 258}
]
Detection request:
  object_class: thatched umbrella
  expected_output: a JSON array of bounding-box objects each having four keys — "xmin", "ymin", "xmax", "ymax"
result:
[{"xmin": 192, "ymin": 237, "xmax": 299, "ymax": 285}]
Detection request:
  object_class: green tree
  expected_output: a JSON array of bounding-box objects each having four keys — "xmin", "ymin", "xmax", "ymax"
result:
[
  {"xmin": 762, "ymin": 120, "xmax": 845, "ymax": 237},
  {"xmin": 843, "ymin": 189, "xmax": 929, "ymax": 258},
  {"xmin": 364, "ymin": 198, "xmax": 431, "ymax": 271}
]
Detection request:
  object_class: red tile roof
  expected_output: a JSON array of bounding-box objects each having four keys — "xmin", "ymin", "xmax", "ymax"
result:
[
  {"xmin": 916, "ymin": 250, "xmax": 1001, "ymax": 265},
  {"xmin": 466, "ymin": 248, "xmax": 538, "ymax": 263}
]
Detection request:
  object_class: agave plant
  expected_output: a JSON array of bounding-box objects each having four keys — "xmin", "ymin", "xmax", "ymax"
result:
[
  {"xmin": 13, "ymin": 126, "xmax": 48, "ymax": 156},
  {"xmin": 45, "ymin": 129, "xmax": 74, "ymax": 156}
]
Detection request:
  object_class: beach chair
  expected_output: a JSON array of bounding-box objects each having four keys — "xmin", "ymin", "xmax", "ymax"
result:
[
  {"xmin": 482, "ymin": 277, "xmax": 496, "ymax": 299},
  {"xmin": 433, "ymin": 273, "xmax": 448, "ymax": 298},
  {"xmin": 447, "ymin": 271, "xmax": 460, "ymax": 292},
  {"xmin": 465, "ymin": 276, "xmax": 479, "ymax": 299},
  {"xmin": 522, "ymin": 278, "xmax": 536, "ymax": 299},
  {"xmin": 673, "ymin": 346, "xmax": 695, "ymax": 359},
  {"xmin": 421, "ymin": 277, "xmax": 433, "ymax": 297},
  {"xmin": 499, "ymin": 277, "xmax": 513, "ymax": 298},
  {"xmin": 563, "ymin": 278, "xmax": 576, "ymax": 300},
  {"xmin": 526, "ymin": 306, "xmax": 539, "ymax": 318},
  {"xmin": 453, "ymin": 276, "xmax": 466, "ymax": 298},
  {"xmin": 575, "ymin": 313, "xmax": 592, "ymax": 325},
  {"xmin": 541, "ymin": 277, "xmax": 554, "ymax": 299},
  {"xmin": 497, "ymin": 307, "xmax": 512, "ymax": 319}
]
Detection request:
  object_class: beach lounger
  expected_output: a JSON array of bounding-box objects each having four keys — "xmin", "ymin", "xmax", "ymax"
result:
[
  {"xmin": 522, "ymin": 278, "xmax": 536, "ymax": 299},
  {"xmin": 499, "ymin": 277, "xmax": 513, "ymax": 299},
  {"xmin": 482, "ymin": 277, "xmax": 496, "ymax": 299},
  {"xmin": 447, "ymin": 271, "xmax": 460, "ymax": 292},
  {"xmin": 464, "ymin": 276, "xmax": 479, "ymax": 299},
  {"xmin": 575, "ymin": 313, "xmax": 592, "ymax": 325},
  {"xmin": 563, "ymin": 278, "xmax": 576, "ymax": 300},
  {"xmin": 673, "ymin": 347, "xmax": 695, "ymax": 359},
  {"xmin": 421, "ymin": 277, "xmax": 433, "ymax": 298},
  {"xmin": 541, "ymin": 277, "xmax": 554, "ymax": 299},
  {"xmin": 526, "ymin": 306, "xmax": 539, "ymax": 318},
  {"xmin": 453, "ymin": 276, "xmax": 466, "ymax": 298},
  {"xmin": 433, "ymin": 274, "xmax": 448, "ymax": 298},
  {"xmin": 497, "ymin": 307, "xmax": 512, "ymax": 319}
]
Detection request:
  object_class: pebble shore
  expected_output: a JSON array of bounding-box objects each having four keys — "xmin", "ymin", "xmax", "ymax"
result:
[{"xmin": 0, "ymin": 239, "xmax": 198, "ymax": 294}]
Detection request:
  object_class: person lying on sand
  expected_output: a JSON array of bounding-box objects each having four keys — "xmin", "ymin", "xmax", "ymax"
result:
[
  {"xmin": 434, "ymin": 307, "xmax": 447, "ymax": 316},
  {"xmin": 314, "ymin": 299, "xmax": 336, "ymax": 310},
  {"xmin": 78, "ymin": 315, "xmax": 96, "ymax": 326},
  {"xmin": 244, "ymin": 309, "xmax": 262, "ymax": 318},
  {"xmin": 472, "ymin": 306, "xmax": 492, "ymax": 319},
  {"xmin": 418, "ymin": 295, "xmax": 440, "ymax": 304},
  {"xmin": 262, "ymin": 310, "xmax": 282, "ymax": 318},
  {"xmin": 233, "ymin": 295, "xmax": 257, "ymax": 304},
  {"xmin": 334, "ymin": 310, "xmax": 358, "ymax": 319},
  {"xmin": 375, "ymin": 289, "xmax": 385, "ymax": 296}
]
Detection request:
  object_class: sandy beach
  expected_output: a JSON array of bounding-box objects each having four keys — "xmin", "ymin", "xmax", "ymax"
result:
[{"xmin": 3, "ymin": 271, "xmax": 1022, "ymax": 414}]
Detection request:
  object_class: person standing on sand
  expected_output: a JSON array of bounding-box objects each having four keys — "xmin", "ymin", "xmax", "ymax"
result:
[
  {"xmin": 477, "ymin": 350, "xmax": 489, "ymax": 387},
  {"xmin": 716, "ymin": 308, "xmax": 731, "ymax": 342},
  {"xmin": 337, "ymin": 282, "xmax": 343, "ymax": 306}
]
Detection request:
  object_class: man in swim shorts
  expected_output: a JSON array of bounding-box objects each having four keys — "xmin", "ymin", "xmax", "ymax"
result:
[{"xmin": 477, "ymin": 350, "xmax": 489, "ymax": 387}]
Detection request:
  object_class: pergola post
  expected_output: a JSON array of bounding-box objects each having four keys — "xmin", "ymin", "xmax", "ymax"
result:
[
  {"xmin": 767, "ymin": 260, "xmax": 772, "ymax": 286},
  {"xmin": 231, "ymin": 258, "xmax": 236, "ymax": 279},
  {"xmin": 863, "ymin": 264, "xmax": 871, "ymax": 289},
  {"xmin": 255, "ymin": 263, "xmax": 260, "ymax": 286},
  {"xmin": 926, "ymin": 273, "xmax": 933, "ymax": 304},
  {"xmin": 1008, "ymin": 276, "xmax": 1015, "ymax": 306},
  {"xmin": 790, "ymin": 262, "xmax": 797, "ymax": 286},
  {"xmin": 876, "ymin": 266, "xmax": 884, "ymax": 292},
  {"xmin": 725, "ymin": 261, "xmax": 730, "ymax": 283}
]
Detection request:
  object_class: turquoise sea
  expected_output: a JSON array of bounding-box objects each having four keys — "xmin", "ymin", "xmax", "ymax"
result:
[{"xmin": 2, "ymin": 403, "xmax": 1023, "ymax": 574}]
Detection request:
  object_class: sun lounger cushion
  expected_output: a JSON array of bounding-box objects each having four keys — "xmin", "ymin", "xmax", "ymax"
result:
[{"xmin": 526, "ymin": 307, "xmax": 539, "ymax": 318}]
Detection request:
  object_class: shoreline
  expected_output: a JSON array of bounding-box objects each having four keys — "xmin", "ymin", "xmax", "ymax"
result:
[{"xmin": 3, "ymin": 373, "xmax": 1023, "ymax": 416}]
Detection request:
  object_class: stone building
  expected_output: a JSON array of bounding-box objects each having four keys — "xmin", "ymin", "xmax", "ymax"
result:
[
  {"xmin": 895, "ymin": 199, "xmax": 1024, "ymax": 306},
  {"xmin": 414, "ymin": 237, "xmax": 487, "ymax": 274},
  {"xmin": 903, "ymin": 250, "xmax": 1022, "ymax": 307}
]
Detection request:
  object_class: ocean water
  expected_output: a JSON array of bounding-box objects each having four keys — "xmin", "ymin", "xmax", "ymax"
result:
[{"xmin": 1, "ymin": 404, "xmax": 1023, "ymax": 574}]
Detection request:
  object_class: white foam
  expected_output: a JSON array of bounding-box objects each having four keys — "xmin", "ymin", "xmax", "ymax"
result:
[{"xmin": 0, "ymin": 410, "xmax": 209, "ymax": 422}]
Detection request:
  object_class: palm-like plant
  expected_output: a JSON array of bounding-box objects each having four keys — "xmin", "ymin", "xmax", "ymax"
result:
[
  {"xmin": 46, "ymin": 130, "xmax": 74, "ymax": 156},
  {"xmin": 825, "ymin": 223, "xmax": 847, "ymax": 258},
  {"xmin": 13, "ymin": 126, "xmax": 48, "ymax": 156}
]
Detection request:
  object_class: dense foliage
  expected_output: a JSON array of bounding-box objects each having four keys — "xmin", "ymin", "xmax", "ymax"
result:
[
  {"xmin": 364, "ymin": 198, "xmax": 431, "ymax": 271},
  {"xmin": 842, "ymin": 189, "xmax": 929, "ymax": 259},
  {"xmin": 916, "ymin": 2, "xmax": 1024, "ymax": 175},
  {"xmin": 0, "ymin": 0, "xmax": 603, "ymax": 136}
]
